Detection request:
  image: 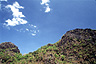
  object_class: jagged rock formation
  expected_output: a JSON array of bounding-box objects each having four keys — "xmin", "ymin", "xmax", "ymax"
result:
[{"xmin": 0, "ymin": 28, "xmax": 96, "ymax": 64}]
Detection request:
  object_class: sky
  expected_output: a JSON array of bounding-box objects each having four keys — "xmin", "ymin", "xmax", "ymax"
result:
[{"xmin": 0, "ymin": 0, "xmax": 96, "ymax": 54}]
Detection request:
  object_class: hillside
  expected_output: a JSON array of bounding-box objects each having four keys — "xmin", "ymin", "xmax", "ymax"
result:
[{"xmin": 0, "ymin": 28, "xmax": 96, "ymax": 64}]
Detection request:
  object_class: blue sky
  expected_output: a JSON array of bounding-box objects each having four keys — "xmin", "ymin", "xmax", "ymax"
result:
[{"xmin": 0, "ymin": 0, "xmax": 96, "ymax": 54}]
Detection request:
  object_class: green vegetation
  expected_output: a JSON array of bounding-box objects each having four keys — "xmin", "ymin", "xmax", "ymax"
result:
[{"xmin": 0, "ymin": 28, "xmax": 96, "ymax": 64}]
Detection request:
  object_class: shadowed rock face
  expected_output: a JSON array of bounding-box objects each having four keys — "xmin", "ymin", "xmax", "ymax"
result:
[{"xmin": 0, "ymin": 42, "xmax": 20, "ymax": 53}]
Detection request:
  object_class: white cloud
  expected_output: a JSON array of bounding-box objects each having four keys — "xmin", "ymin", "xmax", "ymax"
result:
[
  {"xmin": 5, "ymin": 19, "xmax": 19, "ymax": 26},
  {"xmin": 41, "ymin": 0, "xmax": 51, "ymax": 13},
  {"xmin": 4, "ymin": 18, "xmax": 27, "ymax": 26},
  {"xmin": 34, "ymin": 25, "xmax": 37, "ymax": 28},
  {"xmin": 8, "ymin": 24, "xmax": 39, "ymax": 36},
  {"xmin": 26, "ymin": 28, "xmax": 29, "ymax": 31},
  {"xmin": 4, "ymin": 1, "xmax": 27, "ymax": 26},
  {"xmin": 41, "ymin": 0, "xmax": 50, "ymax": 5},
  {"xmin": 38, "ymin": 30, "xmax": 39, "ymax": 32},
  {"xmin": 32, "ymin": 33, "xmax": 36, "ymax": 36},
  {"xmin": 2, "ymin": 1, "xmax": 39, "ymax": 36},
  {"xmin": 45, "ymin": 6, "xmax": 50, "ymax": 13},
  {"xmin": 0, "ymin": 0, "xmax": 7, "ymax": 2}
]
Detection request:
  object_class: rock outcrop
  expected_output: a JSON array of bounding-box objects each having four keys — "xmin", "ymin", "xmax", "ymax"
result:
[
  {"xmin": 59, "ymin": 28, "xmax": 96, "ymax": 46},
  {"xmin": 0, "ymin": 42, "xmax": 20, "ymax": 53}
]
